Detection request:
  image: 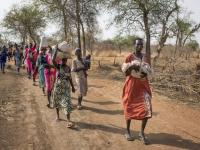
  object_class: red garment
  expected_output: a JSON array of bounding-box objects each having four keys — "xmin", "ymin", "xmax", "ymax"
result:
[
  {"xmin": 122, "ymin": 53, "xmax": 152, "ymax": 120},
  {"xmin": 31, "ymin": 44, "xmax": 36, "ymax": 52},
  {"xmin": 32, "ymin": 50, "xmax": 39, "ymax": 63}
]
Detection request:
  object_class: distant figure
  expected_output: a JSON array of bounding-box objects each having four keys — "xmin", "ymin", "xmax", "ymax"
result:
[
  {"xmin": 122, "ymin": 38, "xmax": 152, "ymax": 144},
  {"xmin": 14, "ymin": 45, "xmax": 23, "ymax": 73},
  {"xmin": 8, "ymin": 47, "xmax": 13, "ymax": 62},
  {"xmin": 23, "ymin": 45, "xmax": 33, "ymax": 79},
  {"xmin": 72, "ymin": 48, "xmax": 88, "ymax": 110},
  {"xmin": 32, "ymin": 46, "xmax": 39, "ymax": 85},
  {"xmin": 0, "ymin": 46, "xmax": 8, "ymax": 74}
]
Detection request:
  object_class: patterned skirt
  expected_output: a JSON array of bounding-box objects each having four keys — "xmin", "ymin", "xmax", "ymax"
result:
[{"xmin": 52, "ymin": 78, "xmax": 72, "ymax": 115}]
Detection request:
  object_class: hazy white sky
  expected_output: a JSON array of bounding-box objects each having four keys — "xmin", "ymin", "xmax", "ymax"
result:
[{"xmin": 0, "ymin": 0, "xmax": 200, "ymax": 42}]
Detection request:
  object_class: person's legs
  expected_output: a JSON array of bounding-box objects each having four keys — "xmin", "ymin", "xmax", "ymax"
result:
[
  {"xmin": 78, "ymin": 96, "xmax": 82, "ymax": 105},
  {"xmin": 125, "ymin": 119, "xmax": 134, "ymax": 141},
  {"xmin": 67, "ymin": 113, "xmax": 70, "ymax": 122},
  {"xmin": 141, "ymin": 118, "xmax": 148, "ymax": 136},
  {"xmin": 66, "ymin": 113, "xmax": 74, "ymax": 128},
  {"xmin": 139, "ymin": 118, "xmax": 150, "ymax": 144},
  {"xmin": 0, "ymin": 62, "xmax": 2, "ymax": 72},
  {"xmin": 77, "ymin": 95, "xmax": 83, "ymax": 109},
  {"xmin": 47, "ymin": 91, "xmax": 51, "ymax": 107},
  {"xmin": 32, "ymin": 68, "xmax": 38, "ymax": 85},
  {"xmin": 2, "ymin": 63, "xmax": 5, "ymax": 73},
  {"xmin": 28, "ymin": 71, "xmax": 31, "ymax": 78},
  {"xmin": 42, "ymin": 87, "xmax": 45, "ymax": 95},
  {"xmin": 56, "ymin": 108, "xmax": 60, "ymax": 120},
  {"xmin": 126, "ymin": 119, "xmax": 131, "ymax": 135}
]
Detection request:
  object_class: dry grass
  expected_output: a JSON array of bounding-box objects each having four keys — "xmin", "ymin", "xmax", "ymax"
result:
[{"xmin": 90, "ymin": 47, "xmax": 200, "ymax": 106}]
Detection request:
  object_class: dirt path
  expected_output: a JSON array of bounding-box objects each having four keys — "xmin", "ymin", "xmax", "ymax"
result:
[{"xmin": 0, "ymin": 66, "xmax": 200, "ymax": 150}]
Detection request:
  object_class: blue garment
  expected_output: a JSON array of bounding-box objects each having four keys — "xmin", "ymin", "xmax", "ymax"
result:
[
  {"xmin": 36, "ymin": 54, "xmax": 48, "ymax": 88},
  {"xmin": 0, "ymin": 48, "xmax": 8, "ymax": 63},
  {"xmin": 15, "ymin": 49, "xmax": 22, "ymax": 68}
]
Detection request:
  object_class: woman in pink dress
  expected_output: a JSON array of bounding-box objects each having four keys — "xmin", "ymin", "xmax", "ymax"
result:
[
  {"xmin": 23, "ymin": 45, "xmax": 33, "ymax": 79},
  {"xmin": 44, "ymin": 46, "xmax": 56, "ymax": 108}
]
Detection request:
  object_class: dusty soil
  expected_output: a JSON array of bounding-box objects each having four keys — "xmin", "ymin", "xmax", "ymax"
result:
[{"xmin": 0, "ymin": 63, "xmax": 200, "ymax": 150}]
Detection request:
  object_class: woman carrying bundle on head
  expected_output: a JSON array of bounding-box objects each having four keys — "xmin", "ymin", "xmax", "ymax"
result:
[
  {"xmin": 52, "ymin": 45, "xmax": 76, "ymax": 128},
  {"xmin": 44, "ymin": 46, "xmax": 56, "ymax": 108},
  {"xmin": 36, "ymin": 47, "xmax": 48, "ymax": 95}
]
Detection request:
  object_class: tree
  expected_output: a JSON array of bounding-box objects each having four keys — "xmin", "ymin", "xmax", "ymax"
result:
[
  {"xmin": 175, "ymin": 18, "xmax": 200, "ymax": 47},
  {"xmin": 186, "ymin": 40, "xmax": 199, "ymax": 51},
  {"xmin": 113, "ymin": 35, "xmax": 138, "ymax": 54},
  {"xmin": 153, "ymin": 0, "xmax": 179, "ymax": 62},
  {"xmin": 35, "ymin": 0, "xmax": 72, "ymax": 41},
  {"xmin": 36, "ymin": 0, "xmax": 99, "ymax": 56},
  {"xmin": 2, "ymin": 5, "xmax": 46, "ymax": 44},
  {"xmin": 105, "ymin": 0, "xmax": 181, "ymax": 65}
]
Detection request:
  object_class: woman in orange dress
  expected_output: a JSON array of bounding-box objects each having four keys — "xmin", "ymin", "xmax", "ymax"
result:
[{"xmin": 122, "ymin": 38, "xmax": 152, "ymax": 144}]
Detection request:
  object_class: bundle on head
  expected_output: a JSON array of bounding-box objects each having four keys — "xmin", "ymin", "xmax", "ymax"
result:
[{"xmin": 52, "ymin": 41, "xmax": 72, "ymax": 61}]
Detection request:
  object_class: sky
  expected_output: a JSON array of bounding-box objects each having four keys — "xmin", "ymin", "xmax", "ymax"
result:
[{"xmin": 0, "ymin": 0, "xmax": 200, "ymax": 43}]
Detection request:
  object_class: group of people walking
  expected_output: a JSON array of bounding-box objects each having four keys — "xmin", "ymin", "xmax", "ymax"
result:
[
  {"xmin": 22, "ymin": 43, "xmax": 90, "ymax": 128},
  {"xmin": 1, "ymin": 37, "xmax": 152, "ymax": 144},
  {"xmin": 0, "ymin": 44, "xmax": 24, "ymax": 74}
]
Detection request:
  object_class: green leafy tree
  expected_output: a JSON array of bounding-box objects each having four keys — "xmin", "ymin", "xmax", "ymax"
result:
[
  {"xmin": 186, "ymin": 40, "xmax": 199, "ymax": 51},
  {"xmin": 2, "ymin": 5, "xmax": 46, "ymax": 44}
]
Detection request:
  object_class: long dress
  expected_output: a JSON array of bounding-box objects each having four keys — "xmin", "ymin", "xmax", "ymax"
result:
[
  {"xmin": 15, "ymin": 49, "xmax": 23, "ymax": 69},
  {"xmin": 0, "ymin": 49, "xmax": 7, "ymax": 70},
  {"xmin": 122, "ymin": 53, "xmax": 152, "ymax": 120},
  {"xmin": 36, "ymin": 54, "xmax": 48, "ymax": 88},
  {"xmin": 52, "ymin": 65, "xmax": 72, "ymax": 115},
  {"xmin": 25, "ymin": 48, "xmax": 33, "ymax": 74},
  {"xmin": 44, "ymin": 53, "xmax": 56, "ymax": 92},
  {"xmin": 72, "ymin": 58, "xmax": 88, "ymax": 97}
]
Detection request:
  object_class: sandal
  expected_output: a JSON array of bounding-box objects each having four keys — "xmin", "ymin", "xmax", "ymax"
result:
[
  {"xmin": 139, "ymin": 133, "xmax": 150, "ymax": 145},
  {"xmin": 124, "ymin": 133, "xmax": 134, "ymax": 141},
  {"xmin": 67, "ymin": 122, "xmax": 75, "ymax": 128}
]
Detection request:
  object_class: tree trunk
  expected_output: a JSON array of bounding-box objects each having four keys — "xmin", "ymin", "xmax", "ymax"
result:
[
  {"xmin": 80, "ymin": 20, "xmax": 86, "ymax": 56},
  {"xmin": 62, "ymin": 7, "xmax": 68, "ymax": 40},
  {"xmin": 75, "ymin": 0, "xmax": 81, "ymax": 49},
  {"xmin": 143, "ymin": 12, "xmax": 151, "ymax": 65},
  {"xmin": 153, "ymin": 46, "xmax": 162, "ymax": 64}
]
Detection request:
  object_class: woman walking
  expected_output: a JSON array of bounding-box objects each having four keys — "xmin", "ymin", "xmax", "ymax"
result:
[
  {"xmin": 72, "ymin": 48, "xmax": 88, "ymax": 110},
  {"xmin": 0, "ymin": 46, "xmax": 8, "ymax": 74},
  {"xmin": 36, "ymin": 48, "xmax": 48, "ymax": 95},
  {"xmin": 44, "ymin": 46, "xmax": 56, "ymax": 108},
  {"xmin": 52, "ymin": 47, "xmax": 75, "ymax": 128},
  {"xmin": 14, "ymin": 45, "xmax": 23, "ymax": 73},
  {"xmin": 23, "ymin": 45, "xmax": 33, "ymax": 79},
  {"xmin": 122, "ymin": 38, "xmax": 152, "ymax": 144}
]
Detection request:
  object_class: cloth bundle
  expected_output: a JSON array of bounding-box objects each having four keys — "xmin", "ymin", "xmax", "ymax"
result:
[
  {"xmin": 52, "ymin": 41, "xmax": 72, "ymax": 60},
  {"xmin": 122, "ymin": 60, "xmax": 152, "ymax": 78}
]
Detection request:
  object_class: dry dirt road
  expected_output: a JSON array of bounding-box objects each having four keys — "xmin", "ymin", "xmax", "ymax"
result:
[{"xmin": 0, "ymin": 65, "xmax": 200, "ymax": 150}]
